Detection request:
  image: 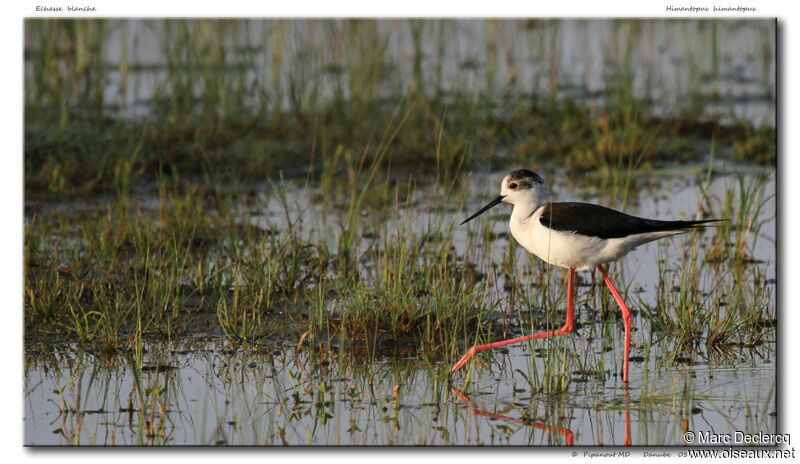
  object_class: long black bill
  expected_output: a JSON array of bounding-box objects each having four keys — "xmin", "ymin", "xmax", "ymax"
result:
[{"xmin": 460, "ymin": 195, "xmax": 505, "ymax": 225}]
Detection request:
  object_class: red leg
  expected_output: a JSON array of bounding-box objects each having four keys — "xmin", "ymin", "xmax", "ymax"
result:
[
  {"xmin": 452, "ymin": 267, "xmax": 575, "ymax": 373},
  {"xmin": 623, "ymin": 386, "xmax": 632, "ymax": 446},
  {"xmin": 624, "ymin": 409, "xmax": 632, "ymax": 446},
  {"xmin": 596, "ymin": 264, "xmax": 632, "ymax": 383}
]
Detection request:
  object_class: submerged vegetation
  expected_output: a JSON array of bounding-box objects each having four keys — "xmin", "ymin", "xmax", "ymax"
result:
[{"xmin": 24, "ymin": 19, "xmax": 776, "ymax": 445}]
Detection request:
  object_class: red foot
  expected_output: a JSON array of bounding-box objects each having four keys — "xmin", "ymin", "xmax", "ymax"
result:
[{"xmin": 451, "ymin": 346, "xmax": 478, "ymax": 373}]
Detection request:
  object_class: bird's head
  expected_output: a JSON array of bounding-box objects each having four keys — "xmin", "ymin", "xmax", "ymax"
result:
[
  {"xmin": 460, "ymin": 169, "xmax": 547, "ymax": 225},
  {"xmin": 499, "ymin": 169, "xmax": 546, "ymax": 206}
]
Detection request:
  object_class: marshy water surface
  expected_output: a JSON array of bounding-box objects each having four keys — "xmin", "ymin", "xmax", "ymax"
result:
[
  {"xmin": 24, "ymin": 19, "xmax": 776, "ymax": 446},
  {"xmin": 24, "ymin": 164, "xmax": 775, "ymax": 445}
]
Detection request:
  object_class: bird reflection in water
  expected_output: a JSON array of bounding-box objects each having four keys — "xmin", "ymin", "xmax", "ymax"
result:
[{"xmin": 451, "ymin": 387, "xmax": 633, "ymax": 446}]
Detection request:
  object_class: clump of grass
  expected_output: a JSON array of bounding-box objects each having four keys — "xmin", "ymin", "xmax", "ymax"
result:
[
  {"xmin": 214, "ymin": 203, "xmax": 330, "ymax": 342},
  {"xmin": 701, "ymin": 170, "xmax": 774, "ymax": 264},
  {"xmin": 307, "ymin": 208, "xmax": 493, "ymax": 355},
  {"xmin": 638, "ymin": 167, "xmax": 775, "ymax": 358},
  {"xmin": 733, "ymin": 124, "xmax": 776, "ymax": 165},
  {"xmin": 25, "ymin": 179, "xmax": 240, "ymax": 348}
]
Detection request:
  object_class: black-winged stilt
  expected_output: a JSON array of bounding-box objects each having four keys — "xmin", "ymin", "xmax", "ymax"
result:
[{"xmin": 452, "ymin": 169, "xmax": 721, "ymax": 382}]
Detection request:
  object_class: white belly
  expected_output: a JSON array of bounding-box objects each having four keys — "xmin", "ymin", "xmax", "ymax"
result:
[{"xmin": 509, "ymin": 207, "xmax": 682, "ymax": 270}]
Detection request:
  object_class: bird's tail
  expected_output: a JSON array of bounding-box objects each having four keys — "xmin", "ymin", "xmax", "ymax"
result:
[{"xmin": 663, "ymin": 218, "xmax": 727, "ymax": 231}]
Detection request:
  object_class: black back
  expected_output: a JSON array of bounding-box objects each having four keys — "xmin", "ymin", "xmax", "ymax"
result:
[{"xmin": 538, "ymin": 202, "xmax": 717, "ymax": 239}]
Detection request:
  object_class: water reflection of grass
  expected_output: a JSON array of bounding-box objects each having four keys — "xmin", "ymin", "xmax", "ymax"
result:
[{"xmin": 24, "ymin": 340, "xmax": 774, "ymax": 445}]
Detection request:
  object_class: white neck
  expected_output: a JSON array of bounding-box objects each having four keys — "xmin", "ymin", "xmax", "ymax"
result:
[
  {"xmin": 510, "ymin": 200, "xmax": 539, "ymax": 225},
  {"xmin": 508, "ymin": 186, "xmax": 546, "ymax": 225}
]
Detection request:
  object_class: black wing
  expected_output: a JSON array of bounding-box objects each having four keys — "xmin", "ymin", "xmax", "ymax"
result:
[{"xmin": 538, "ymin": 202, "xmax": 719, "ymax": 239}]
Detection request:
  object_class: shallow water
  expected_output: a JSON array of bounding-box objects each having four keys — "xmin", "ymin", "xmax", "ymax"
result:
[
  {"xmin": 24, "ymin": 338, "xmax": 774, "ymax": 446},
  {"xmin": 24, "ymin": 166, "xmax": 776, "ymax": 446}
]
